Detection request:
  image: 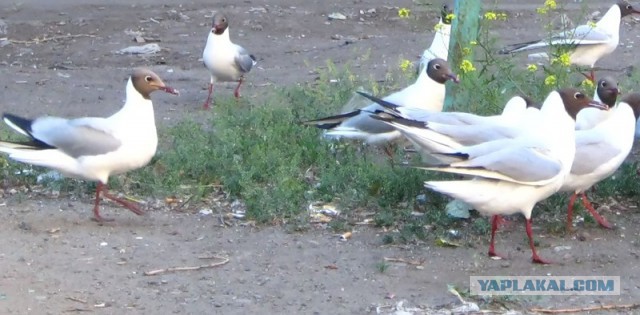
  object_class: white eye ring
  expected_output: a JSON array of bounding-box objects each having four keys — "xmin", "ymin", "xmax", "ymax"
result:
[
  {"xmin": 574, "ymin": 92, "xmax": 584, "ymax": 99},
  {"xmin": 145, "ymin": 75, "xmax": 152, "ymax": 82},
  {"xmin": 433, "ymin": 64, "xmax": 441, "ymax": 70}
]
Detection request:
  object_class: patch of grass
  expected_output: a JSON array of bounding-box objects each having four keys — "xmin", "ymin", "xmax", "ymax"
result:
[
  {"xmin": 328, "ymin": 219, "xmax": 350, "ymax": 233},
  {"xmin": 376, "ymin": 261, "xmax": 390, "ymax": 273},
  {"xmin": 125, "ymin": 62, "xmax": 434, "ymax": 224}
]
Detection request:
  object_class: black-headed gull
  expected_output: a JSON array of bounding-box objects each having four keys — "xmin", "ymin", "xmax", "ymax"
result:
[
  {"xmin": 360, "ymin": 78, "xmax": 615, "ymax": 156},
  {"xmin": 0, "ymin": 68, "xmax": 179, "ymax": 222},
  {"xmin": 563, "ymin": 92, "xmax": 640, "ymax": 231},
  {"xmin": 358, "ymin": 92, "xmax": 540, "ymax": 157},
  {"xmin": 302, "ymin": 58, "xmax": 458, "ymax": 146},
  {"xmin": 375, "ymin": 88, "xmax": 608, "ymax": 264},
  {"xmin": 576, "ymin": 76, "xmax": 619, "ymax": 130},
  {"xmin": 202, "ymin": 12, "xmax": 256, "ymax": 109},
  {"xmin": 499, "ymin": 1, "xmax": 640, "ymax": 81},
  {"xmin": 418, "ymin": 4, "xmax": 452, "ymax": 73}
]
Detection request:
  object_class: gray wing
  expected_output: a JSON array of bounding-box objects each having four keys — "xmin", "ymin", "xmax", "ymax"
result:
[
  {"xmin": 340, "ymin": 110, "xmax": 395, "ymax": 134},
  {"xmin": 31, "ymin": 117, "xmax": 122, "ymax": 158},
  {"xmin": 454, "ymin": 143, "xmax": 563, "ymax": 183},
  {"xmin": 571, "ymin": 134, "xmax": 624, "ymax": 175},
  {"xmin": 551, "ymin": 25, "xmax": 611, "ymax": 45},
  {"xmin": 234, "ymin": 45, "xmax": 255, "ymax": 74}
]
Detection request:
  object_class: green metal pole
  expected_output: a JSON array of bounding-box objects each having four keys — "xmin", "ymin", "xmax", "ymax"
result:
[{"xmin": 443, "ymin": 0, "xmax": 481, "ymax": 111}]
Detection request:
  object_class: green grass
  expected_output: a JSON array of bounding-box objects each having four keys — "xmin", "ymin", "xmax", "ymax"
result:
[{"xmin": 1, "ymin": 5, "xmax": 639, "ymax": 245}]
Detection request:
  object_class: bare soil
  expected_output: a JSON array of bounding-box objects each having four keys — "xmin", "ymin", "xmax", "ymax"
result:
[{"xmin": 1, "ymin": 0, "xmax": 640, "ymax": 314}]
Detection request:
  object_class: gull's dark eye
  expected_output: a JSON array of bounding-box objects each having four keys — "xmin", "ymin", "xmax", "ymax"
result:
[
  {"xmin": 434, "ymin": 64, "xmax": 442, "ymax": 70},
  {"xmin": 145, "ymin": 75, "xmax": 152, "ymax": 82},
  {"xmin": 222, "ymin": 18, "xmax": 227, "ymax": 23},
  {"xmin": 600, "ymin": 81, "xmax": 607, "ymax": 87},
  {"xmin": 574, "ymin": 92, "xmax": 584, "ymax": 99},
  {"xmin": 627, "ymin": 5, "xmax": 632, "ymax": 10}
]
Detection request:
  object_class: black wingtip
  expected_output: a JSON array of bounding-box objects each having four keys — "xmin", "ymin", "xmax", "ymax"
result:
[
  {"xmin": 356, "ymin": 91, "xmax": 402, "ymax": 112},
  {"xmin": 433, "ymin": 152, "xmax": 470, "ymax": 159},
  {"xmin": 2, "ymin": 113, "xmax": 56, "ymax": 149},
  {"xmin": 300, "ymin": 110, "xmax": 361, "ymax": 130},
  {"xmin": 368, "ymin": 111, "xmax": 428, "ymax": 129},
  {"xmin": 3, "ymin": 113, "xmax": 34, "ymax": 135}
]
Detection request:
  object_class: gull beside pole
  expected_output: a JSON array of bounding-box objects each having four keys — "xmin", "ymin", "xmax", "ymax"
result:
[{"xmin": 443, "ymin": 0, "xmax": 481, "ymax": 111}]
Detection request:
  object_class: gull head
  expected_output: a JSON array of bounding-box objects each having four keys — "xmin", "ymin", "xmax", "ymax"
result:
[
  {"xmin": 211, "ymin": 12, "xmax": 229, "ymax": 35},
  {"xmin": 618, "ymin": 1, "xmax": 640, "ymax": 17},
  {"xmin": 558, "ymin": 88, "xmax": 608, "ymax": 120},
  {"xmin": 131, "ymin": 68, "xmax": 180, "ymax": 99},
  {"xmin": 596, "ymin": 76, "xmax": 620, "ymax": 108},
  {"xmin": 426, "ymin": 58, "xmax": 459, "ymax": 84}
]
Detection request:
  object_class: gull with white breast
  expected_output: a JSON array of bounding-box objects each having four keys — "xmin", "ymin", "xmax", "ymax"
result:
[
  {"xmin": 202, "ymin": 12, "xmax": 256, "ymax": 109},
  {"xmin": 563, "ymin": 91, "xmax": 640, "ymax": 231},
  {"xmin": 0, "ymin": 68, "xmax": 179, "ymax": 222},
  {"xmin": 374, "ymin": 88, "xmax": 608, "ymax": 263},
  {"xmin": 301, "ymin": 58, "xmax": 458, "ymax": 148}
]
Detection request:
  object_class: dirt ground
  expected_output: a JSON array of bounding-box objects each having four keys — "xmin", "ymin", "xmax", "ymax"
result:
[{"xmin": 1, "ymin": 0, "xmax": 640, "ymax": 314}]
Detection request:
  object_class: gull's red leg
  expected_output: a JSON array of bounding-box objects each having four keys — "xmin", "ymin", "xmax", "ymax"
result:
[
  {"xmin": 92, "ymin": 183, "xmax": 114, "ymax": 222},
  {"xmin": 203, "ymin": 83, "xmax": 214, "ymax": 110},
  {"xmin": 566, "ymin": 193, "xmax": 578, "ymax": 232},
  {"xmin": 580, "ymin": 192, "xmax": 613, "ymax": 229},
  {"xmin": 101, "ymin": 188, "xmax": 145, "ymax": 216},
  {"xmin": 580, "ymin": 70, "xmax": 595, "ymax": 83},
  {"xmin": 488, "ymin": 215, "xmax": 507, "ymax": 259},
  {"xmin": 526, "ymin": 218, "xmax": 552, "ymax": 264},
  {"xmin": 234, "ymin": 77, "xmax": 244, "ymax": 99}
]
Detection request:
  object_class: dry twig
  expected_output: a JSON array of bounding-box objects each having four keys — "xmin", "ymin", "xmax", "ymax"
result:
[
  {"xmin": 65, "ymin": 296, "xmax": 87, "ymax": 304},
  {"xmin": 383, "ymin": 257, "xmax": 424, "ymax": 266},
  {"xmin": 10, "ymin": 34, "xmax": 97, "ymax": 44},
  {"xmin": 530, "ymin": 304, "xmax": 640, "ymax": 314},
  {"xmin": 143, "ymin": 256, "xmax": 229, "ymax": 276}
]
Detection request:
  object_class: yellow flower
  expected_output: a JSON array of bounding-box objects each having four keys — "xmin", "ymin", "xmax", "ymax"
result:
[
  {"xmin": 460, "ymin": 59, "xmax": 476, "ymax": 73},
  {"xmin": 551, "ymin": 52, "xmax": 571, "ymax": 67},
  {"xmin": 536, "ymin": 0, "xmax": 557, "ymax": 15},
  {"xmin": 462, "ymin": 47, "xmax": 472, "ymax": 56},
  {"xmin": 587, "ymin": 21, "xmax": 597, "ymax": 28},
  {"xmin": 446, "ymin": 13, "xmax": 456, "ymax": 21},
  {"xmin": 544, "ymin": 75, "xmax": 557, "ymax": 86},
  {"xmin": 398, "ymin": 8, "xmax": 410, "ymax": 18},
  {"xmin": 484, "ymin": 11, "xmax": 497, "ymax": 21},
  {"xmin": 399, "ymin": 59, "xmax": 412, "ymax": 73},
  {"xmin": 544, "ymin": 0, "xmax": 557, "ymax": 10},
  {"xmin": 581, "ymin": 78, "xmax": 595, "ymax": 89},
  {"xmin": 470, "ymin": 40, "xmax": 478, "ymax": 46},
  {"xmin": 527, "ymin": 64, "xmax": 538, "ymax": 72},
  {"xmin": 536, "ymin": 7, "xmax": 548, "ymax": 14},
  {"xmin": 434, "ymin": 23, "xmax": 444, "ymax": 31}
]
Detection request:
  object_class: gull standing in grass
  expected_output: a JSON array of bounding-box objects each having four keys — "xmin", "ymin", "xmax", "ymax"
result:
[
  {"xmin": 499, "ymin": 1, "xmax": 640, "ymax": 81},
  {"xmin": 301, "ymin": 58, "xmax": 458, "ymax": 150},
  {"xmin": 202, "ymin": 12, "xmax": 256, "ymax": 109},
  {"xmin": 372, "ymin": 88, "xmax": 608, "ymax": 264},
  {"xmin": 357, "ymin": 92, "xmax": 540, "ymax": 157},
  {"xmin": 0, "ymin": 68, "xmax": 179, "ymax": 222},
  {"xmin": 358, "ymin": 77, "xmax": 616, "ymax": 155},
  {"xmin": 418, "ymin": 4, "xmax": 453, "ymax": 73},
  {"xmin": 563, "ymin": 92, "xmax": 640, "ymax": 231}
]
